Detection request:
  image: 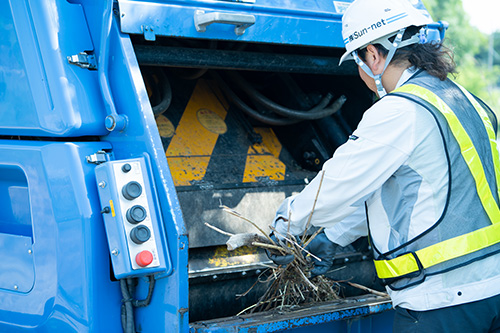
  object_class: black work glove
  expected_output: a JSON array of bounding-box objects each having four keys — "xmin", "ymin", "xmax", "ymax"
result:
[
  {"xmin": 305, "ymin": 232, "xmax": 339, "ymax": 277},
  {"xmin": 265, "ymin": 234, "xmax": 295, "ymax": 266}
]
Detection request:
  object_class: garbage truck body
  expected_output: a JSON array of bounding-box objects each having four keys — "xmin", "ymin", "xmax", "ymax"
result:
[{"xmin": 0, "ymin": 0, "xmax": 442, "ymax": 331}]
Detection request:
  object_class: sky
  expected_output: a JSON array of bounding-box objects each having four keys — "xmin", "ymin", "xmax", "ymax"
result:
[{"xmin": 462, "ymin": 0, "xmax": 500, "ymax": 34}]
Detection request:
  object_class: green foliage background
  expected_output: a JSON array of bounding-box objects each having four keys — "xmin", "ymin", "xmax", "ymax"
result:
[{"xmin": 422, "ymin": 0, "xmax": 500, "ymax": 114}]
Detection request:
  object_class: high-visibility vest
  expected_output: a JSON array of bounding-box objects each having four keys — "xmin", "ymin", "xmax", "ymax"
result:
[{"xmin": 370, "ymin": 70, "xmax": 500, "ymax": 290}]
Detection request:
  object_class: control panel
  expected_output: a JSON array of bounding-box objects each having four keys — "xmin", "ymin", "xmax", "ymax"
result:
[{"xmin": 95, "ymin": 156, "xmax": 171, "ymax": 279}]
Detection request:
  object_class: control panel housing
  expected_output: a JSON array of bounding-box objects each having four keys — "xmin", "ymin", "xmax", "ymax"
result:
[{"xmin": 95, "ymin": 156, "xmax": 171, "ymax": 279}]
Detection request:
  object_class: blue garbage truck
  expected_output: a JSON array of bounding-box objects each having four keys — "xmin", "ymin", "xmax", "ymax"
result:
[{"xmin": 0, "ymin": 0, "xmax": 445, "ymax": 332}]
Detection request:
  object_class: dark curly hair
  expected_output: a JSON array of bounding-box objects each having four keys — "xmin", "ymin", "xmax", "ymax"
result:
[{"xmin": 357, "ymin": 26, "xmax": 457, "ymax": 81}]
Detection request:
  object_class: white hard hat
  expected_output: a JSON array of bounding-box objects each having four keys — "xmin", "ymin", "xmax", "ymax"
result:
[{"xmin": 339, "ymin": 0, "xmax": 433, "ymax": 65}]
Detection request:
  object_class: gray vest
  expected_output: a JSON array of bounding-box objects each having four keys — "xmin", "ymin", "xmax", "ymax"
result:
[{"xmin": 370, "ymin": 70, "xmax": 500, "ymax": 290}]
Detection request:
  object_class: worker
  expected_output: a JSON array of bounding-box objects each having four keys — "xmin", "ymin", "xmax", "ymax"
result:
[{"xmin": 268, "ymin": 0, "xmax": 500, "ymax": 331}]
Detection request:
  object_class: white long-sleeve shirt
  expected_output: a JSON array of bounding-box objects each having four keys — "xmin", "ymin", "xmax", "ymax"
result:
[{"xmin": 274, "ymin": 68, "xmax": 500, "ymax": 311}]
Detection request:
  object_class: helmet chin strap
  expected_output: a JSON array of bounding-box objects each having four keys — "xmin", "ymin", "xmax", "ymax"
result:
[{"xmin": 352, "ymin": 28, "xmax": 406, "ymax": 97}]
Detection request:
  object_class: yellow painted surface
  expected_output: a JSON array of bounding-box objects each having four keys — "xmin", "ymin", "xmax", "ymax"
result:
[
  {"xmin": 166, "ymin": 80, "xmax": 228, "ymax": 186},
  {"xmin": 243, "ymin": 127, "xmax": 286, "ymax": 183},
  {"xmin": 109, "ymin": 200, "xmax": 116, "ymax": 217},
  {"xmin": 197, "ymin": 108, "xmax": 227, "ymax": 134},
  {"xmin": 165, "ymin": 157, "xmax": 211, "ymax": 186},
  {"xmin": 255, "ymin": 127, "xmax": 282, "ymax": 158},
  {"xmin": 208, "ymin": 246, "xmax": 260, "ymax": 268},
  {"xmin": 156, "ymin": 115, "xmax": 175, "ymax": 138}
]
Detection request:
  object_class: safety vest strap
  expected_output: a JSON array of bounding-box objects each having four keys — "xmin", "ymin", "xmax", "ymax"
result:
[
  {"xmin": 454, "ymin": 83, "xmax": 500, "ymax": 203},
  {"xmin": 374, "ymin": 83, "xmax": 500, "ymax": 280}
]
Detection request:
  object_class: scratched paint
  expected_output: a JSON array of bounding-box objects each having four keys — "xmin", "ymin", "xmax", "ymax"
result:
[
  {"xmin": 243, "ymin": 127, "xmax": 286, "ymax": 183},
  {"xmin": 166, "ymin": 79, "xmax": 228, "ymax": 186},
  {"xmin": 207, "ymin": 246, "xmax": 260, "ymax": 268}
]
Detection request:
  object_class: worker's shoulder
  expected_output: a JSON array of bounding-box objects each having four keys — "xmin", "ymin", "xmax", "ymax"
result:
[
  {"xmin": 365, "ymin": 94, "xmax": 435, "ymax": 123},
  {"xmin": 356, "ymin": 94, "xmax": 436, "ymax": 147},
  {"xmin": 373, "ymin": 93, "xmax": 422, "ymax": 111},
  {"xmin": 362, "ymin": 95, "xmax": 420, "ymax": 124}
]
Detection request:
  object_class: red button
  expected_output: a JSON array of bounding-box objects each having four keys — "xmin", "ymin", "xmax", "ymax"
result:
[{"xmin": 136, "ymin": 250, "xmax": 153, "ymax": 267}]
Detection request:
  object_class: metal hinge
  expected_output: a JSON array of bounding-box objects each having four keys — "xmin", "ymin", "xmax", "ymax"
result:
[
  {"xmin": 67, "ymin": 51, "xmax": 97, "ymax": 70},
  {"xmin": 86, "ymin": 151, "xmax": 111, "ymax": 164}
]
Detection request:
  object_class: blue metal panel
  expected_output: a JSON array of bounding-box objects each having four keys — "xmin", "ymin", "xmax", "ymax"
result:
[
  {"xmin": 273, "ymin": 310, "xmax": 394, "ymax": 333},
  {"xmin": 117, "ymin": 0, "xmax": 353, "ymax": 47},
  {"xmin": 0, "ymin": 141, "xmax": 122, "ymax": 332},
  {"xmin": 190, "ymin": 298, "xmax": 393, "ymax": 333},
  {"xmin": 0, "ymin": 0, "xmax": 108, "ymax": 137},
  {"xmin": 0, "ymin": 234, "xmax": 33, "ymax": 293},
  {"xmin": 77, "ymin": 1, "xmax": 190, "ymax": 330}
]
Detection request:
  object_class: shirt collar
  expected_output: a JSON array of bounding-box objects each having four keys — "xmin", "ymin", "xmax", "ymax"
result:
[{"xmin": 395, "ymin": 67, "xmax": 419, "ymax": 89}]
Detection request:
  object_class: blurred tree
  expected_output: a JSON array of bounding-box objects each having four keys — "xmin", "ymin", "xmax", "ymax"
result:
[
  {"xmin": 423, "ymin": 0, "xmax": 486, "ymax": 63},
  {"xmin": 423, "ymin": 0, "xmax": 500, "ymax": 113},
  {"xmin": 477, "ymin": 32, "xmax": 500, "ymax": 68}
]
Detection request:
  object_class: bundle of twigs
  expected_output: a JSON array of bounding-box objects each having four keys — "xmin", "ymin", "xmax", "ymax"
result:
[
  {"xmin": 205, "ymin": 171, "xmax": 386, "ymax": 315},
  {"xmin": 205, "ymin": 205, "xmax": 341, "ymax": 314},
  {"xmin": 243, "ymin": 232, "xmax": 342, "ymax": 314}
]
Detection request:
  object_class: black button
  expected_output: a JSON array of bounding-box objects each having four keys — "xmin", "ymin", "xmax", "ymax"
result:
[
  {"xmin": 130, "ymin": 225, "xmax": 151, "ymax": 244},
  {"xmin": 126, "ymin": 205, "xmax": 147, "ymax": 224},
  {"xmin": 122, "ymin": 181, "xmax": 142, "ymax": 200},
  {"xmin": 122, "ymin": 163, "xmax": 132, "ymax": 173}
]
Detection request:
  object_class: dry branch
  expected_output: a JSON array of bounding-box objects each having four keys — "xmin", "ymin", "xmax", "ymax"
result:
[
  {"xmin": 206, "ymin": 197, "xmax": 379, "ymax": 316},
  {"xmin": 347, "ymin": 282, "xmax": 388, "ymax": 297}
]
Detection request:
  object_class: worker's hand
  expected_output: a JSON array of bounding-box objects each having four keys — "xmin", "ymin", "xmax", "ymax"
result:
[
  {"xmin": 305, "ymin": 232, "xmax": 339, "ymax": 277},
  {"xmin": 265, "ymin": 234, "xmax": 295, "ymax": 266}
]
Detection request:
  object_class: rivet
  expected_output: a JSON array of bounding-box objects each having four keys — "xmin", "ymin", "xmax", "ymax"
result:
[
  {"xmin": 99, "ymin": 181, "xmax": 106, "ymax": 188},
  {"xmin": 28, "ymin": 249, "xmax": 32, "ymax": 254},
  {"xmin": 111, "ymin": 249, "xmax": 119, "ymax": 256},
  {"xmin": 14, "ymin": 285, "xmax": 18, "ymax": 290}
]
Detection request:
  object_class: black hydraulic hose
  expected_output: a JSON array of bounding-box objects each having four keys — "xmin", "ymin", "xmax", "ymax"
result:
[
  {"xmin": 174, "ymin": 68, "xmax": 208, "ymax": 80},
  {"xmin": 120, "ymin": 279, "xmax": 135, "ymax": 333},
  {"xmin": 225, "ymin": 71, "xmax": 347, "ymax": 120},
  {"xmin": 210, "ymin": 72, "xmax": 301, "ymax": 126},
  {"xmin": 152, "ymin": 69, "xmax": 172, "ymax": 116}
]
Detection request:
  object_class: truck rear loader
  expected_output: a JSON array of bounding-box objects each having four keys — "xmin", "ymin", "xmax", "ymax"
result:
[{"xmin": 0, "ymin": 0, "xmax": 446, "ymax": 331}]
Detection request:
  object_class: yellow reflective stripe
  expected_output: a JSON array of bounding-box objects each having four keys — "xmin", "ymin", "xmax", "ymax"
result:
[
  {"xmin": 455, "ymin": 83, "xmax": 500, "ymax": 206},
  {"xmin": 373, "ymin": 253, "xmax": 419, "ymax": 279},
  {"xmin": 395, "ymin": 84, "xmax": 500, "ymax": 225},
  {"xmin": 374, "ymin": 221, "xmax": 500, "ymax": 279}
]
